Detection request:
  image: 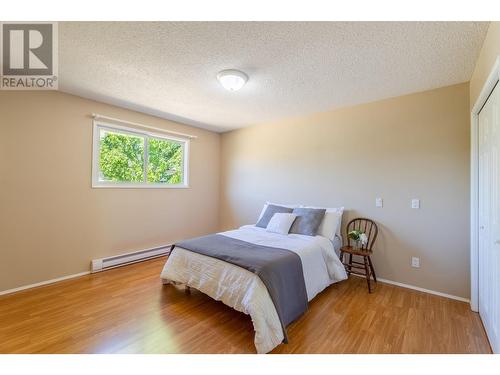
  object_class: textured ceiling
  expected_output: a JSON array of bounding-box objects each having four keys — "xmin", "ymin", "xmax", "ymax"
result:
[{"xmin": 59, "ymin": 22, "xmax": 489, "ymax": 132}]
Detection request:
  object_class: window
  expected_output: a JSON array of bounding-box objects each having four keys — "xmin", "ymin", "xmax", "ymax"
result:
[{"xmin": 92, "ymin": 122, "xmax": 189, "ymax": 188}]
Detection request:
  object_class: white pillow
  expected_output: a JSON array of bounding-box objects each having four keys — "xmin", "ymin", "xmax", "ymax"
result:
[
  {"xmin": 257, "ymin": 201, "xmax": 299, "ymax": 222},
  {"xmin": 301, "ymin": 206, "xmax": 344, "ymax": 240},
  {"xmin": 266, "ymin": 213, "xmax": 297, "ymax": 235}
]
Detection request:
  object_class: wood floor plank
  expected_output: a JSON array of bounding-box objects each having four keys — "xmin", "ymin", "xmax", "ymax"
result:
[{"xmin": 0, "ymin": 256, "xmax": 492, "ymax": 354}]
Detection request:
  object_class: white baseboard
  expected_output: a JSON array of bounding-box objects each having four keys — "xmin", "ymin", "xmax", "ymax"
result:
[
  {"xmin": 350, "ymin": 273, "xmax": 470, "ymax": 303},
  {"xmin": 1, "ymin": 244, "xmax": 172, "ymax": 297},
  {"xmin": 0, "ymin": 271, "xmax": 91, "ymax": 297},
  {"xmin": 2, "ymin": 258, "xmax": 469, "ymax": 304}
]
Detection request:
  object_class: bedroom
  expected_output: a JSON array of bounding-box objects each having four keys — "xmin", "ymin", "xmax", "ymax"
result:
[{"xmin": 1, "ymin": 1, "xmax": 499, "ymax": 373}]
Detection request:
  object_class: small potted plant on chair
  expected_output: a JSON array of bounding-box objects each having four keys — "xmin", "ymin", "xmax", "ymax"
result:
[{"xmin": 348, "ymin": 229, "xmax": 368, "ymax": 250}]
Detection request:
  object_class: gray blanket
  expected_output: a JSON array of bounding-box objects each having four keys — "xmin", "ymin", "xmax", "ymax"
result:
[{"xmin": 171, "ymin": 234, "xmax": 308, "ymax": 343}]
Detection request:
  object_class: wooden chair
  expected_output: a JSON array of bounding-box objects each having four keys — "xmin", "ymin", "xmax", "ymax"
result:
[{"xmin": 339, "ymin": 218, "xmax": 378, "ymax": 293}]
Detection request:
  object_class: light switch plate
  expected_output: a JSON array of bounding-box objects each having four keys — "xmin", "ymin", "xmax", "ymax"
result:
[
  {"xmin": 375, "ymin": 198, "xmax": 383, "ymax": 208},
  {"xmin": 411, "ymin": 257, "xmax": 420, "ymax": 268},
  {"xmin": 411, "ymin": 199, "xmax": 420, "ymax": 209}
]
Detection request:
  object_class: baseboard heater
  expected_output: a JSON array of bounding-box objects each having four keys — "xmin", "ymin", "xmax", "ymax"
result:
[{"xmin": 91, "ymin": 244, "xmax": 171, "ymax": 273}]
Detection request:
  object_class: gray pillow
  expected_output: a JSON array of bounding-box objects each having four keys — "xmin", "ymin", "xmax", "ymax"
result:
[
  {"xmin": 256, "ymin": 204, "xmax": 293, "ymax": 228},
  {"xmin": 289, "ymin": 207, "xmax": 327, "ymax": 236}
]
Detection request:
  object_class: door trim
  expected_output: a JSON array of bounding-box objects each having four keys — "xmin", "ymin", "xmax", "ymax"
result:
[{"xmin": 470, "ymin": 56, "xmax": 500, "ymax": 312}]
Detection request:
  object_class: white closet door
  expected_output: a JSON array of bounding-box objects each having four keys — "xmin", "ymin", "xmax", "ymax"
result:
[{"xmin": 478, "ymin": 81, "xmax": 500, "ymax": 353}]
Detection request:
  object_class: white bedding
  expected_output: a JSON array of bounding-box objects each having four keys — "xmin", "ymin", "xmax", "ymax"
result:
[{"xmin": 160, "ymin": 225, "xmax": 347, "ymax": 353}]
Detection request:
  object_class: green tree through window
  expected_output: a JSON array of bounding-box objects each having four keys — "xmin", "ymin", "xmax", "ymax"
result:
[
  {"xmin": 99, "ymin": 131, "xmax": 144, "ymax": 182},
  {"xmin": 97, "ymin": 127, "xmax": 186, "ymax": 186},
  {"xmin": 147, "ymin": 138, "xmax": 183, "ymax": 184}
]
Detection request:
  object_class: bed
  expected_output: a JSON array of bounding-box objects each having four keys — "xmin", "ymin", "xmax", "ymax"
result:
[{"xmin": 160, "ymin": 218, "xmax": 347, "ymax": 353}]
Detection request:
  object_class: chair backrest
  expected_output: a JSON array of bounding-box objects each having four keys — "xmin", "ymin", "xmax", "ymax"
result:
[{"xmin": 345, "ymin": 218, "xmax": 378, "ymax": 251}]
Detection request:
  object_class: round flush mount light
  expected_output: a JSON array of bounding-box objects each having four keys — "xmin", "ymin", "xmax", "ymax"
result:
[{"xmin": 217, "ymin": 69, "xmax": 248, "ymax": 91}]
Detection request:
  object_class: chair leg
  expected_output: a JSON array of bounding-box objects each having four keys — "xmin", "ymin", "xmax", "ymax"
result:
[
  {"xmin": 368, "ymin": 256, "xmax": 377, "ymax": 283},
  {"xmin": 363, "ymin": 256, "xmax": 372, "ymax": 293},
  {"xmin": 347, "ymin": 254, "xmax": 353, "ymax": 276}
]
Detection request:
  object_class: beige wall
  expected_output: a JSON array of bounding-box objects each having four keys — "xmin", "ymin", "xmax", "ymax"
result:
[
  {"xmin": 0, "ymin": 51, "xmax": 479, "ymax": 298},
  {"xmin": 220, "ymin": 83, "xmax": 470, "ymax": 298},
  {"xmin": 470, "ymin": 22, "xmax": 500, "ymax": 108},
  {"xmin": 0, "ymin": 91, "xmax": 220, "ymax": 292}
]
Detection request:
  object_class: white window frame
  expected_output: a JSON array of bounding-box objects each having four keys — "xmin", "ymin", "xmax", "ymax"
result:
[{"xmin": 92, "ymin": 120, "xmax": 190, "ymax": 189}]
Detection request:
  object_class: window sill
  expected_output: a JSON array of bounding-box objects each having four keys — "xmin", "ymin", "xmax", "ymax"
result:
[{"xmin": 91, "ymin": 183, "xmax": 190, "ymax": 189}]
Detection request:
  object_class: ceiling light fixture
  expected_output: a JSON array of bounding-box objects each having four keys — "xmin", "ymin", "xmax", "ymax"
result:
[{"xmin": 217, "ymin": 69, "xmax": 248, "ymax": 91}]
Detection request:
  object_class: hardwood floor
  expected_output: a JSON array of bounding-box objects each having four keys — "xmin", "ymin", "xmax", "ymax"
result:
[{"xmin": 0, "ymin": 257, "xmax": 491, "ymax": 354}]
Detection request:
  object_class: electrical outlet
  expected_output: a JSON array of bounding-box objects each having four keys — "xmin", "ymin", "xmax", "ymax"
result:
[
  {"xmin": 375, "ymin": 198, "xmax": 383, "ymax": 208},
  {"xmin": 411, "ymin": 257, "xmax": 420, "ymax": 268},
  {"xmin": 411, "ymin": 199, "xmax": 420, "ymax": 209}
]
